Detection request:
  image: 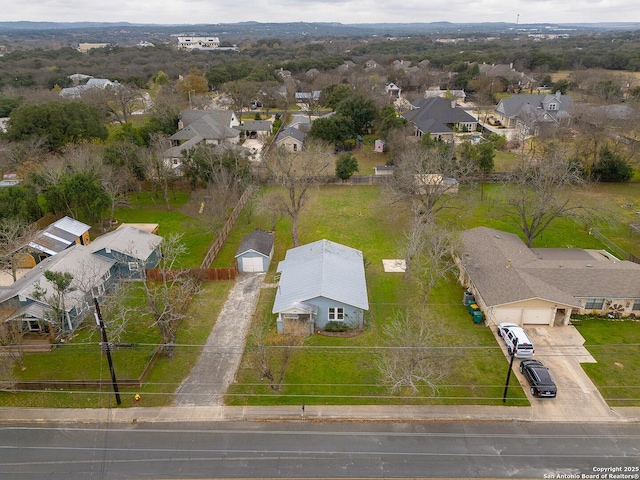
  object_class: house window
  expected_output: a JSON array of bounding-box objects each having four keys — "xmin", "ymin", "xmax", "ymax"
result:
[
  {"xmin": 128, "ymin": 262, "xmax": 139, "ymax": 271},
  {"xmin": 328, "ymin": 307, "xmax": 344, "ymax": 321},
  {"xmin": 548, "ymin": 103, "xmax": 558, "ymax": 110},
  {"xmin": 633, "ymin": 299, "xmax": 640, "ymax": 311},
  {"xmin": 585, "ymin": 298, "xmax": 605, "ymax": 309},
  {"xmin": 93, "ymin": 284, "xmax": 105, "ymax": 297}
]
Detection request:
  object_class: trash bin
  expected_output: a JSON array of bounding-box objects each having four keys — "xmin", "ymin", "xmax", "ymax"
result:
[
  {"xmin": 472, "ymin": 310, "xmax": 484, "ymax": 324},
  {"xmin": 467, "ymin": 303, "xmax": 479, "ymax": 315},
  {"xmin": 463, "ymin": 289, "xmax": 475, "ymax": 306}
]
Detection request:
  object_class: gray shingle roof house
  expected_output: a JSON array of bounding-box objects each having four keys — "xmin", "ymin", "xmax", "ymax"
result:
[
  {"xmin": 456, "ymin": 227, "xmax": 640, "ymax": 327},
  {"xmin": 90, "ymin": 226, "xmax": 163, "ymax": 279},
  {"xmin": 235, "ymin": 229, "xmax": 275, "ymax": 273},
  {"xmin": 273, "ymin": 239, "xmax": 369, "ymax": 334},
  {"xmin": 401, "ymin": 97, "xmax": 478, "ymax": 141},
  {"xmin": 1, "ymin": 226, "xmax": 164, "ymax": 337},
  {"xmin": 477, "ymin": 63, "xmax": 536, "ymax": 90},
  {"xmin": 240, "ymin": 120, "xmax": 272, "ymax": 138},
  {"xmin": 275, "ymin": 127, "xmax": 306, "ymax": 152},
  {"xmin": 494, "ymin": 92, "xmax": 572, "ymax": 129},
  {"xmin": 0, "ymin": 244, "xmax": 117, "ymax": 335},
  {"xmin": 164, "ymin": 110, "xmax": 241, "ymax": 169}
]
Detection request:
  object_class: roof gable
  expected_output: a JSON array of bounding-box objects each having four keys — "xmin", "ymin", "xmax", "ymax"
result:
[
  {"xmin": 90, "ymin": 226, "xmax": 162, "ymax": 262},
  {"xmin": 235, "ymin": 230, "xmax": 274, "ymax": 258},
  {"xmin": 402, "ymin": 97, "xmax": 476, "ymax": 133},
  {"xmin": 276, "ymin": 127, "xmax": 306, "ymax": 143},
  {"xmin": 0, "ymin": 244, "xmax": 116, "ymax": 306}
]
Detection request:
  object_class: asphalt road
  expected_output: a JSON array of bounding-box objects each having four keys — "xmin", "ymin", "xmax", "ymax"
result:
[{"xmin": 0, "ymin": 420, "xmax": 638, "ymax": 479}]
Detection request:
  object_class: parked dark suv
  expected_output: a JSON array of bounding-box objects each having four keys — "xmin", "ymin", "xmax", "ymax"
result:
[{"xmin": 520, "ymin": 359, "xmax": 557, "ymax": 398}]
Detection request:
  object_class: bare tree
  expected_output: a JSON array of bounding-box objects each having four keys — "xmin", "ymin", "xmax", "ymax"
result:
[
  {"xmin": 513, "ymin": 105, "xmax": 542, "ymax": 164},
  {"xmin": 1, "ymin": 137, "xmax": 47, "ymax": 173},
  {"xmin": 141, "ymin": 134, "xmax": 177, "ymax": 211},
  {"xmin": 0, "ymin": 218, "xmax": 36, "ymax": 282},
  {"xmin": 94, "ymin": 283, "xmax": 136, "ymax": 344},
  {"xmin": 223, "ymin": 80, "xmax": 260, "ymax": 115},
  {"xmin": 138, "ymin": 234, "xmax": 200, "ymax": 357},
  {"xmin": 82, "ymin": 84, "xmax": 143, "ymax": 125},
  {"xmin": 376, "ymin": 308, "xmax": 449, "ymax": 395},
  {"xmin": 385, "ymin": 143, "xmax": 475, "ymax": 220},
  {"xmin": 0, "ymin": 298, "xmax": 27, "ymax": 372},
  {"xmin": 263, "ymin": 142, "xmax": 333, "ymax": 247},
  {"xmin": 97, "ymin": 163, "xmax": 133, "ymax": 224},
  {"xmin": 503, "ymin": 150, "xmax": 592, "ymax": 247},
  {"xmin": 403, "ymin": 209, "xmax": 460, "ymax": 301},
  {"xmin": 0, "ymin": 354, "xmax": 18, "ymax": 392},
  {"xmin": 189, "ymin": 168, "xmax": 246, "ymax": 232},
  {"xmin": 32, "ymin": 270, "xmax": 76, "ymax": 339},
  {"xmin": 248, "ymin": 314, "xmax": 307, "ymax": 391}
]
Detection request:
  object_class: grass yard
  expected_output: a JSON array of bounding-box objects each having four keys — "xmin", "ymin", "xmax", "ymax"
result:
[
  {"xmin": 5, "ymin": 173, "xmax": 638, "ymax": 408},
  {"xmin": 0, "ymin": 281, "xmax": 233, "ymax": 408},
  {"xmin": 111, "ymin": 190, "xmax": 215, "ymax": 267},
  {"xmin": 573, "ymin": 317, "xmax": 640, "ymax": 406},
  {"xmin": 225, "ymin": 185, "xmax": 528, "ymax": 406}
]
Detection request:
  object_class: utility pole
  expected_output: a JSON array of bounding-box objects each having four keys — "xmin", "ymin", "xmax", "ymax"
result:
[
  {"xmin": 94, "ymin": 297, "xmax": 121, "ymax": 406},
  {"xmin": 502, "ymin": 339, "xmax": 517, "ymax": 403}
]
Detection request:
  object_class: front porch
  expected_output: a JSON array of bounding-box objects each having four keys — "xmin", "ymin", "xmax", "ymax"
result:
[{"xmin": 276, "ymin": 302, "xmax": 318, "ymax": 334}]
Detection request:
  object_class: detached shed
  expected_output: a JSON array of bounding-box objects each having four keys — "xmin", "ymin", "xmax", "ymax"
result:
[{"xmin": 235, "ymin": 229, "xmax": 275, "ymax": 273}]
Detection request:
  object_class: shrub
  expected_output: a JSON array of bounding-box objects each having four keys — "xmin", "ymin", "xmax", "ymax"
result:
[
  {"xmin": 592, "ymin": 146, "xmax": 633, "ymax": 182},
  {"xmin": 324, "ymin": 321, "xmax": 350, "ymax": 332}
]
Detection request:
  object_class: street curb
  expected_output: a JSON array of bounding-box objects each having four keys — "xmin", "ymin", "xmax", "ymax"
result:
[{"xmin": 0, "ymin": 405, "xmax": 638, "ymax": 424}]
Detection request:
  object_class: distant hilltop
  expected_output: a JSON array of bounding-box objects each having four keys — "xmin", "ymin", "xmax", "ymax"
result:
[{"xmin": 1, "ymin": 21, "xmax": 640, "ymax": 36}]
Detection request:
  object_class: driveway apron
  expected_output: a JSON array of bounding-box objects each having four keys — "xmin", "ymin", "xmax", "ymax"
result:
[{"xmin": 515, "ymin": 325, "xmax": 617, "ymax": 421}]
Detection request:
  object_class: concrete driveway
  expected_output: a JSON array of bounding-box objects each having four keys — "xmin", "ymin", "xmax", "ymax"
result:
[
  {"xmin": 173, "ymin": 273, "xmax": 266, "ymax": 406},
  {"xmin": 496, "ymin": 324, "xmax": 618, "ymax": 421}
]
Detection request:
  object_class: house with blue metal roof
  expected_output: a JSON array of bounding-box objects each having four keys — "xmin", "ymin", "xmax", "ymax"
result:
[{"xmin": 272, "ymin": 239, "xmax": 369, "ymax": 334}]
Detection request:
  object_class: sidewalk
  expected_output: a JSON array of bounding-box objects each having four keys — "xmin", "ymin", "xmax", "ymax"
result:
[{"xmin": 0, "ymin": 405, "xmax": 638, "ymax": 424}]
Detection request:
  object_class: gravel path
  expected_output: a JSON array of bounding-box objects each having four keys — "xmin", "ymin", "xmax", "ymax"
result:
[{"xmin": 173, "ymin": 273, "xmax": 266, "ymax": 406}]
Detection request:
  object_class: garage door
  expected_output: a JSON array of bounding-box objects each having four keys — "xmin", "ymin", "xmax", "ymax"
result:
[
  {"xmin": 241, "ymin": 257, "xmax": 264, "ymax": 272},
  {"xmin": 493, "ymin": 308, "xmax": 523, "ymax": 325},
  {"xmin": 522, "ymin": 309, "xmax": 552, "ymax": 325}
]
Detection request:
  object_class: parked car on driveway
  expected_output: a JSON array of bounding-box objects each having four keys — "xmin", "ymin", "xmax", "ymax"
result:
[
  {"xmin": 520, "ymin": 359, "xmax": 557, "ymax": 398},
  {"xmin": 497, "ymin": 322, "xmax": 535, "ymax": 358}
]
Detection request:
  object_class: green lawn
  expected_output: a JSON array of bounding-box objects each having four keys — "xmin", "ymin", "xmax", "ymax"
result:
[
  {"xmin": 0, "ymin": 281, "xmax": 233, "ymax": 408},
  {"xmin": 111, "ymin": 190, "xmax": 215, "ymax": 268},
  {"xmin": 0, "ymin": 190, "xmax": 230, "ymax": 408},
  {"xmin": 5, "ymin": 177, "xmax": 639, "ymax": 408},
  {"xmin": 225, "ymin": 185, "xmax": 528, "ymax": 406},
  {"xmin": 573, "ymin": 317, "xmax": 640, "ymax": 406}
]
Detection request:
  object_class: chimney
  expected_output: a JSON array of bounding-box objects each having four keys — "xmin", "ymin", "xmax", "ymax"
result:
[{"xmin": 451, "ymin": 99, "xmax": 457, "ymax": 109}]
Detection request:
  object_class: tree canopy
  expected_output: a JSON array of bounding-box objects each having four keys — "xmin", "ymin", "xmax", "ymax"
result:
[{"xmin": 5, "ymin": 101, "xmax": 108, "ymax": 151}]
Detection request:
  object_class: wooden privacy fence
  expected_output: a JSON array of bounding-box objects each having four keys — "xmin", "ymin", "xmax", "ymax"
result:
[
  {"xmin": 145, "ymin": 267, "xmax": 237, "ymax": 282},
  {"xmin": 200, "ymin": 186, "xmax": 253, "ymax": 269}
]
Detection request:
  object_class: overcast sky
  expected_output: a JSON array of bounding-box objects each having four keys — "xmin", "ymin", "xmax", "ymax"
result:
[{"xmin": 3, "ymin": 0, "xmax": 640, "ymax": 25}]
